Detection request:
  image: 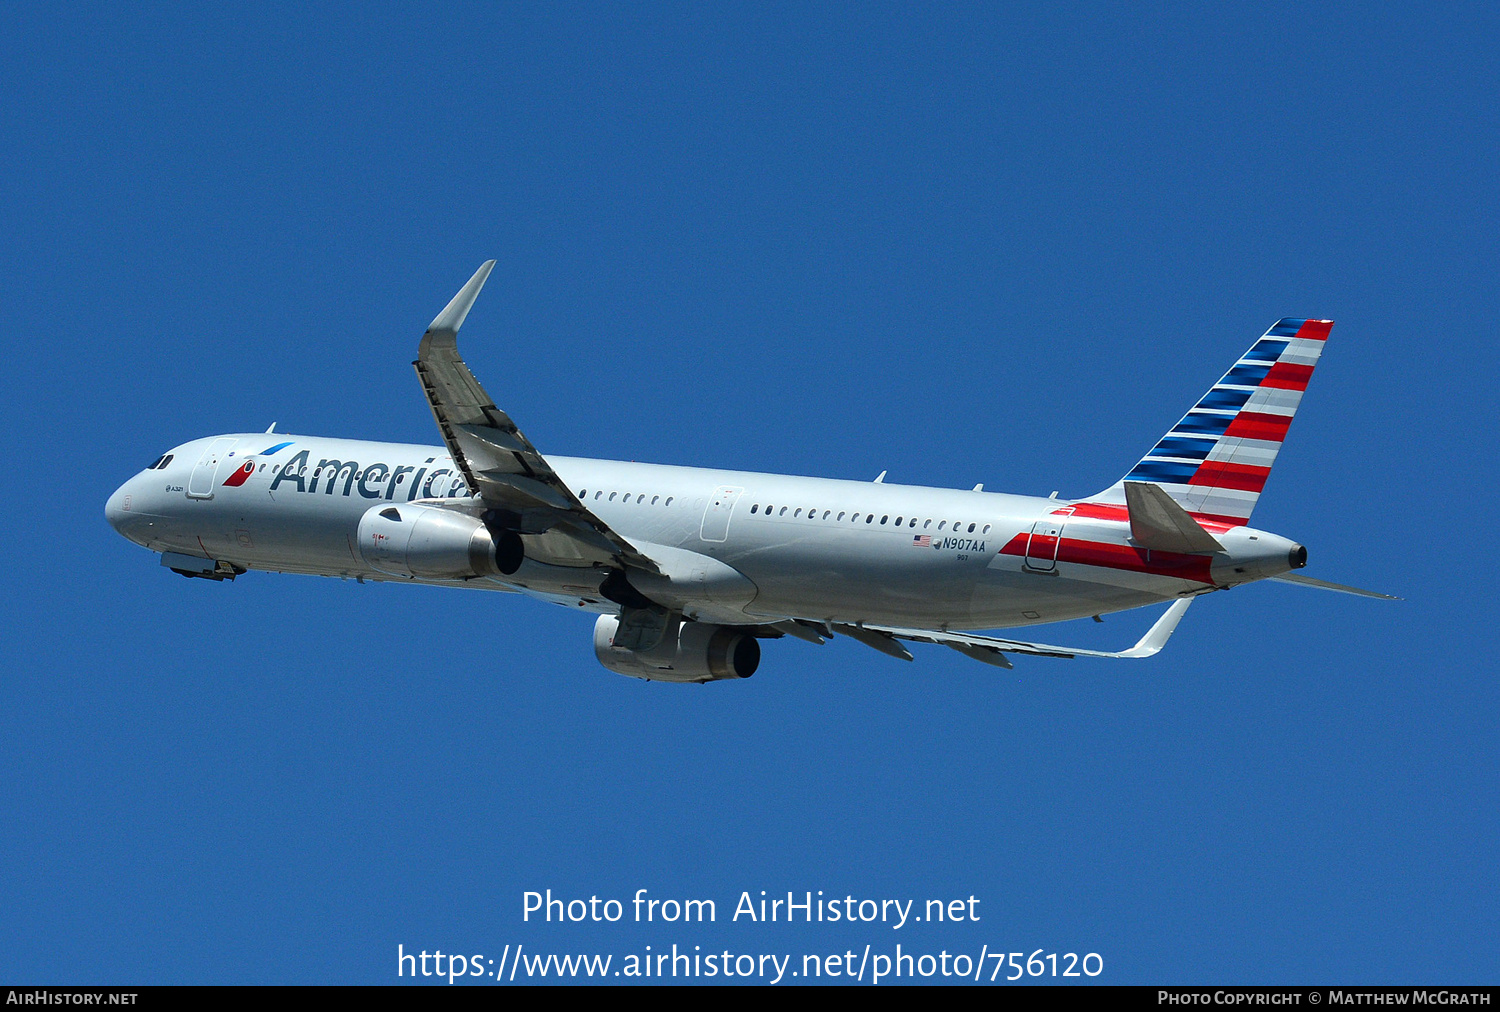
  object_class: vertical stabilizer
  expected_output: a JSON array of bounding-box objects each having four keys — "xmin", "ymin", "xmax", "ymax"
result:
[{"xmin": 1089, "ymin": 319, "xmax": 1333, "ymax": 525}]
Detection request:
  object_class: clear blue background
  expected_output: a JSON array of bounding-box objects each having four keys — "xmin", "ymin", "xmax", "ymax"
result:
[{"xmin": 2, "ymin": 2, "xmax": 1494, "ymax": 985}]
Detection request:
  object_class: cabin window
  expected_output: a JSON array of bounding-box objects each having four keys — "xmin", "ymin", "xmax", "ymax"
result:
[
  {"xmin": 579, "ymin": 489, "xmax": 587, "ymax": 498},
  {"xmin": 793, "ymin": 508, "xmax": 802, "ymax": 517},
  {"xmin": 665, "ymin": 497, "xmax": 673, "ymax": 506},
  {"xmin": 968, "ymin": 523, "xmax": 976, "ymax": 533},
  {"xmin": 851, "ymin": 513, "xmax": 860, "ymax": 522},
  {"xmin": 923, "ymin": 519, "xmax": 931, "ymax": 528},
  {"xmin": 652, "ymin": 496, "xmax": 659, "ymax": 505},
  {"xmin": 895, "ymin": 516, "xmax": 903, "ymax": 525},
  {"xmin": 938, "ymin": 521, "xmax": 946, "ymax": 530},
  {"xmin": 837, "ymin": 512, "xmax": 846, "ymax": 521},
  {"xmin": 982, "ymin": 524, "xmax": 991, "ymax": 534},
  {"xmin": 609, "ymin": 492, "xmax": 617, "ymax": 501},
  {"xmin": 750, "ymin": 504, "xmax": 758, "ymax": 514},
  {"xmin": 779, "ymin": 507, "xmax": 788, "ymax": 516},
  {"xmin": 866, "ymin": 514, "xmax": 874, "ymax": 524},
  {"xmin": 822, "ymin": 510, "xmax": 831, "ymax": 519},
  {"xmin": 908, "ymin": 517, "xmax": 917, "ymax": 527}
]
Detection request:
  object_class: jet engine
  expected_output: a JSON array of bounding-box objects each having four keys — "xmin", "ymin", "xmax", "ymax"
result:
[
  {"xmin": 593, "ymin": 614, "xmax": 760, "ymax": 682},
  {"xmin": 356, "ymin": 503, "xmax": 521, "ymax": 580}
]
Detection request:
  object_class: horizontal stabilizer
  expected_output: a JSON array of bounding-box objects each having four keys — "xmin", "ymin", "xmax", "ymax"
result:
[
  {"xmin": 1125, "ymin": 481, "xmax": 1225, "ymax": 554},
  {"xmin": 838, "ymin": 598, "xmax": 1194, "ymax": 664},
  {"xmin": 1271, "ymin": 573, "xmax": 1400, "ymax": 600}
]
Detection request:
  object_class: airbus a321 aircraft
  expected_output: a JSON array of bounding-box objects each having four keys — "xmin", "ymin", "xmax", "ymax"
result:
[{"xmin": 107, "ymin": 262, "xmax": 1392, "ymax": 682}]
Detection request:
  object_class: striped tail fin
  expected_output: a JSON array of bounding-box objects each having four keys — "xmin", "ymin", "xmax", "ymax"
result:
[{"xmin": 1089, "ymin": 318, "xmax": 1333, "ymax": 526}]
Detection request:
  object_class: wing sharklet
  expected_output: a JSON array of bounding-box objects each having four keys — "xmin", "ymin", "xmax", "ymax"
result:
[
  {"xmin": 427, "ymin": 261, "xmax": 496, "ymax": 336},
  {"xmin": 413, "ymin": 262, "xmax": 661, "ymax": 575}
]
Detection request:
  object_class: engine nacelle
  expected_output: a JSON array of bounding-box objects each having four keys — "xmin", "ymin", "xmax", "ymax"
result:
[
  {"xmin": 593, "ymin": 614, "xmax": 760, "ymax": 683},
  {"xmin": 356, "ymin": 503, "xmax": 520, "ymax": 580}
]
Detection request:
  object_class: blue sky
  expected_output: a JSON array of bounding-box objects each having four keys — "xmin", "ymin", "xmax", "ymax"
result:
[{"xmin": 2, "ymin": 3, "xmax": 1495, "ymax": 984}]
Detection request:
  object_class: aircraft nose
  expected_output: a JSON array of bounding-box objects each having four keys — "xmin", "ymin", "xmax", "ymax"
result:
[
  {"xmin": 105, "ymin": 482, "xmax": 130, "ymax": 533},
  {"xmin": 105, "ymin": 479, "xmax": 152, "ymax": 542}
]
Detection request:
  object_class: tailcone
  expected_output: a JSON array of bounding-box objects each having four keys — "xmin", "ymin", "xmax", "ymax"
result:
[{"xmin": 1210, "ymin": 528, "xmax": 1305, "ymax": 587}]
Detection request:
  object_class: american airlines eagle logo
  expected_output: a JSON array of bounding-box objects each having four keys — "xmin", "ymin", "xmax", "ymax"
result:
[{"xmin": 222, "ymin": 459, "xmax": 257, "ymax": 487}]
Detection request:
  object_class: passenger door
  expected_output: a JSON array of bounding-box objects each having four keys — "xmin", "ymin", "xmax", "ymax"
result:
[
  {"xmin": 187, "ymin": 438, "xmax": 238, "ymax": 499},
  {"xmin": 699, "ymin": 486, "xmax": 744, "ymax": 543},
  {"xmin": 1024, "ymin": 508, "xmax": 1073, "ymax": 572}
]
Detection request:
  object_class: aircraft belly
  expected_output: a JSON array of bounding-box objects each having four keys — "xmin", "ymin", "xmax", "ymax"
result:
[
  {"xmin": 732, "ymin": 533, "xmax": 973, "ymax": 627},
  {"xmin": 968, "ymin": 569, "xmax": 1177, "ymax": 628},
  {"xmin": 728, "ymin": 526, "xmax": 1194, "ymax": 629}
]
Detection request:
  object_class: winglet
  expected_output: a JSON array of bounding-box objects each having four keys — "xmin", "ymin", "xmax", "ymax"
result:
[
  {"xmin": 426, "ymin": 260, "xmax": 496, "ymax": 337},
  {"xmin": 1116, "ymin": 598, "xmax": 1194, "ymax": 657}
]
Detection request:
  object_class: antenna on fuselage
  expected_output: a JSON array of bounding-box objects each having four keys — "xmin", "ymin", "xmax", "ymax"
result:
[
  {"xmin": 972, "ymin": 483, "xmax": 983, "ymax": 492},
  {"xmin": 265, "ymin": 422, "xmax": 277, "ymax": 433},
  {"xmin": 873, "ymin": 470, "xmax": 886, "ymax": 483}
]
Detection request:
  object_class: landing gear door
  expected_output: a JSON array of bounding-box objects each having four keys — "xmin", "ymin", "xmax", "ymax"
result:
[
  {"xmin": 699, "ymin": 486, "xmax": 744, "ymax": 543},
  {"xmin": 1024, "ymin": 507, "xmax": 1073, "ymax": 572},
  {"xmin": 187, "ymin": 438, "xmax": 239, "ymax": 499}
]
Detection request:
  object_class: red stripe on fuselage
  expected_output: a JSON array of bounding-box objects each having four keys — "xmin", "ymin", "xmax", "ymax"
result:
[
  {"xmin": 1058, "ymin": 502, "xmax": 1128, "ymax": 521},
  {"xmin": 999, "ymin": 531, "xmax": 1214, "ymax": 585},
  {"xmin": 1062, "ymin": 501, "xmax": 1238, "ymax": 533},
  {"xmin": 1222, "ymin": 411, "xmax": 1291, "ymax": 442},
  {"xmin": 1192, "ymin": 511, "xmax": 1251, "ymax": 526}
]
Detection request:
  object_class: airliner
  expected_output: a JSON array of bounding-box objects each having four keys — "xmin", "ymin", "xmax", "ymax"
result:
[{"xmin": 106, "ymin": 262, "xmax": 1392, "ymax": 682}]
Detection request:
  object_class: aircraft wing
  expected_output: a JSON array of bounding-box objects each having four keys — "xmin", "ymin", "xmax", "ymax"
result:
[
  {"xmin": 413, "ymin": 261, "xmax": 660, "ymax": 574},
  {"xmin": 827, "ymin": 598, "xmax": 1195, "ymax": 667}
]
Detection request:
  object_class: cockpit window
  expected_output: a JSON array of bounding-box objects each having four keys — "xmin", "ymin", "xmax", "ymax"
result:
[{"xmin": 147, "ymin": 453, "xmax": 174, "ymax": 470}]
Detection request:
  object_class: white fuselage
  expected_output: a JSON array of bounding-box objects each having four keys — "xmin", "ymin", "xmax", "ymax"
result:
[{"xmin": 106, "ymin": 432, "xmax": 1302, "ymax": 632}]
